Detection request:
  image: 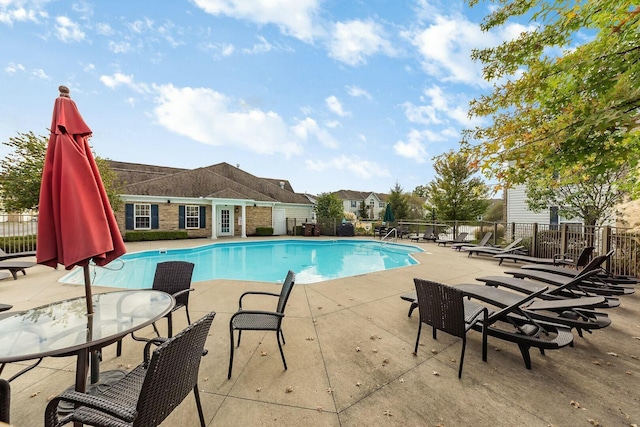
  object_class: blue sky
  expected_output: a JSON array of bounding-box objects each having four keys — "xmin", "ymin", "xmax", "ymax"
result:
[{"xmin": 0, "ymin": 0, "xmax": 529, "ymax": 196}]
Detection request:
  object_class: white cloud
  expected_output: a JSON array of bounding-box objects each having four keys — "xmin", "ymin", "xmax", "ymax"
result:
[
  {"xmin": 128, "ymin": 17, "xmax": 154, "ymax": 34},
  {"xmin": 95, "ymin": 22, "xmax": 114, "ymax": 36},
  {"xmin": 55, "ymin": 16, "xmax": 85, "ymax": 42},
  {"xmin": 405, "ymin": 13, "xmax": 534, "ymax": 86},
  {"xmin": 0, "ymin": 3, "xmax": 42, "ymax": 25},
  {"xmin": 241, "ymin": 36, "xmax": 273, "ymax": 54},
  {"xmin": 326, "ymin": 95, "xmax": 350, "ymax": 117},
  {"xmin": 192, "ymin": 0, "xmax": 321, "ymax": 42},
  {"xmin": 5, "ymin": 61, "xmax": 25, "ymax": 74},
  {"xmin": 151, "ymin": 84, "xmax": 311, "ymax": 157},
  {"xmin": 306, "ymin": 154, "xmax": 390, "ymax": 179},
  {"xmin": 393, "ymin": 129, "xmax": 431, "ymax": 163},
  {"xmin": 346, "ymin": 85, "xmax": 372, "ymax": 100},
  {"xmin": 108, "ymin": 40, "xmax": 132, "ymax": 53},
  {"xmin": 291, "ymin": 117, "xmax": 338, "ymax": 148},
  {"xmin": 99, "ymin": 72, "xmax": 150, "ymax": 93},
  {"xmin": 401, "ymin": 102, "xmax": 440, "ymax": 125},
  {"xmin": 325, "ymin": 120, "xmax": 340, "ymax": 129},
  {"xmin": 31, "ymin": 68, "xmax": 48, "ymax": 79},
  {"xmin": 328, "ymin": 19, "xmax": 394, "ymax": 66}
]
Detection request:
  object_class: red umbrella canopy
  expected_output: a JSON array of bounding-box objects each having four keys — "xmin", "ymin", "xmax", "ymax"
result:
[{"xmin": 37, "ymin": 86, "xmax": 126, "ymax": 271}]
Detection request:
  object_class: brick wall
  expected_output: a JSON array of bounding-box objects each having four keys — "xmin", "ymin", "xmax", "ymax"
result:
[{"xmin": 115, "ymin": 202, "xmax": 212, "ymax": 238}]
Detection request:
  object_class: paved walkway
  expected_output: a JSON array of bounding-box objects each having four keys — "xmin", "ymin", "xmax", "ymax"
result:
[{"xmin": 1, "ymin": 237, "xmax": 639, "ymax": 426}]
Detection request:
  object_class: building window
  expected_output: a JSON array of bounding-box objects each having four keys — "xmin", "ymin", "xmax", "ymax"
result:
[
  {"xmin": 134, "ymin": 204, "xmax": 151, "ymax": 230},
  {"xmin": 379, "ymin": 201, "xmax": 385, "ymax": 208},
  {"xmin": 369, "ymin": 199, "xmax": 374, "ymax": 208},
  {"xmin": 351, "ymin": 200, "xmax": 357, "ymax": 208},
  {"xmin": 186, "ymin": 205, "xmax": 200, "ymax": 229}
]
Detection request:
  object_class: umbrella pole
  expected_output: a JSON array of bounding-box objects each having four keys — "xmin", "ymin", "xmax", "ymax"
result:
[{"xmin": 83, "ymin": 265, "xmax": 94, "ymax": 315}]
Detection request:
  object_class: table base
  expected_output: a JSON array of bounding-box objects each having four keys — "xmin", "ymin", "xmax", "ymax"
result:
[{"xmin": 57, "ymin": 369, "xmax": 128, "ymax": 415}]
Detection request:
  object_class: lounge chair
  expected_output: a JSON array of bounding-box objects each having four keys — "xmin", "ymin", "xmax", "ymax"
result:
[
  {"xmin": 0, "ymin": 248, "xmax": 36, "ymax": 262},
  {"xmin": 463, "ymin": 238, "xmax": 524, "ymax": 258},
  {"xmin": 0, "ymin": 260, "xmax": 36, "ymax": 280},
  {"xmin": 451, "ymin": 231, "xmax": 492, "ymax": 251},
  {"xmin": 455, "ymin": 283, "xmax": 611, "ymax": 337},
  {"xmin": 412, "ymin": 279, "xmax": 488, "ymax": 378},
  {"xmin": 402, "ymin": 284, "xmax": 608, "ymax": 337},
  {"xmin": 504, "ymin": 255, "xmax": 635, "ymax": 297},
  {"xmin": 403, "ymin": 282, "xmax": 574, "ymax": 369},
  {"xmin": 409, "ymin": 227, "xmax": 437, "ymax": 242},
  {"xmin": 476, "ymin": 259, "xmax": 622, "ymax": 308},
  {"xmin": 494, "ymin": 246, "xmax": 594, "ymax": 267},
  {"xmin": 520, "ymin": 250, "xmax": 638, "ymax": 286},
  {"xmin": 436, "ymin": 232, "xmax": 469, "ymax": 247}
]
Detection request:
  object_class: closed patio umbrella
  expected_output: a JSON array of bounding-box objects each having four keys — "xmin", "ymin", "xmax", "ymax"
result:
[
  {"xmin": 383, "ymin": 203, "xmax": 395, "ymax": 223},
  {"xmin": 37, "ymin": 86, "xmax": 126, "ymax": 315}
]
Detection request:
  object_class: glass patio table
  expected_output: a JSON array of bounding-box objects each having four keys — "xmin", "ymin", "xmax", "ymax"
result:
[{"xmin": 0, "ymin": 290, "xmax": 174, "ymax": 395}]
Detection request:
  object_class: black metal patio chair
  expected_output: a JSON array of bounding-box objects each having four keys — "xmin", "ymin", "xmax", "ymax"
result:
[
  {"xmin": 228, "ymin": 270, "xmax": 295, "ymax": 379},
  {"xmin": 44, "ymin": 311, "xmax": 216, "ymax": 427},
  {"xmin": 413, "ymin": 278, "xmax": 488, "ymax": 378}
]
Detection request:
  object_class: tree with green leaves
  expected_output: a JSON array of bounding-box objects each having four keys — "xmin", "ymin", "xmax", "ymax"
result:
[
  {"xmin": 387, "ymin": 182, "xmax": 410, "ymax": 221},
  {"xmin": 525, "ymin": 168, "xmax": 626, "ymax": 227},
  {"xmin": 314, "ymin": 192, "xmax": 344, "ymax": 220},
  {"xmin": 358, "ymin": 200, "xmax": 369, "ymax": 219},
  {"xmin": 426, "ymin": 151, "xmax": 490, "ymax": 223},
  {"xmin": 0, "ymin": 131, "xmax": 122, "ymax": 212},
  {"xmin": 463, "ymin": 1, "xmax": 640, "ymax": 195}
]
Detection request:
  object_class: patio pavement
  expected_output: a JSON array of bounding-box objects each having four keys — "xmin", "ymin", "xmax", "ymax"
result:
[{"xmin": 1, "ymin": 237, "xmax": 639, "ymax": 426}]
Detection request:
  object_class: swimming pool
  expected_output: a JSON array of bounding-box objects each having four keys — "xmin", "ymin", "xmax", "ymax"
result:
[{"xmin": 60, "ymin": 239, "xmax": 422, "ymax": 287}]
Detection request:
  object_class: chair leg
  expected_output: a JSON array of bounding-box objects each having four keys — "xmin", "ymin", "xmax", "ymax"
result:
[
  {"xmin": 167, "ymin": 313, "xmax": 173, "ymax": 338},
  {"xmin": 192, "ymin": 384, "xmax": 206, "ymax": 427},
  {"xmin": 276, "ymin": 329, "xmax": 287, "ymax": 370},
  {"xmin": 185, "ymin": 307, "xmax": 192, "ymax": 325},
  {"xmin": 517, "ymin": 344, "xmax": 533, "ymax": 369},
  {"xmin": 116, "ymin": 339, "xmax": 122, "ymax": 357},
  {"xmin": 152, "ymin": 322, "xmax": 161, "ymax": 337},
  {"xmin": 481, "ymin": 325, "xmax": 488, "ymax": 363},
  {"xmin": 228, "ymin": 327, "xmax": 235, "ymax": 379},
  {"xmin": 458, "ymin": 337, "xmax": 467, "ymax": 379},
  {"xmin": 280, "ymin": 329, "xmax": 286, "ymax": 345},
  {"xmin": 414, "ymin": 322, "xmax": 422, "ymax": 354},
  {"xmin": 237, "ymin": 330, "xmax": 242, "ymax": 347}
]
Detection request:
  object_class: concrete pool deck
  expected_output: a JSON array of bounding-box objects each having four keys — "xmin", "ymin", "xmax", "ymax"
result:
[{"xmin": 1, "ymin": 237, "xmax": 639, "ymax": 426}]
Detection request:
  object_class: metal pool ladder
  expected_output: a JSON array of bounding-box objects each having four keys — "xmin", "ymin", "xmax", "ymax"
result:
[{"xmin": 381, "ymin": 228, "xmax": 398, "ymax": 243}]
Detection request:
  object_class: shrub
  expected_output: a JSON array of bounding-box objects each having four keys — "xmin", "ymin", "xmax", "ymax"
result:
[
  {"xmin": 255, "ymin": 227, "xmax": 274, "ymax": 236},
  {"xmin": 124, "ymin": 230, "xmax": 189, "ymax": 242},
  {"xmin": 0, "ymin": 235, "xmax": 37, "ymax": 252}
]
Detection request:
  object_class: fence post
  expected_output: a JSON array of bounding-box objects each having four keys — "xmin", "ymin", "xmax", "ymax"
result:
[
  {"xmin": 560, "ymin": 223, "xmax": 568, "ymax": 255},
  {"xmin": 531, "ymin": 223, "xmax": 539, "ymax": 257},
  {"xmin": 601, "ymin": 226, "xmax": 611, "ymax": 270},
  {"xmin": 510, "ymin": 222, "xmax": 516, "ymax": 242}
]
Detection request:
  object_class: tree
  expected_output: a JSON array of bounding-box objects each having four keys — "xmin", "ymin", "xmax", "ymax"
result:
[
  {"xmin": 0, "ymin": 131, "xmax": 123, "ymax": 212},
  {"xmin": 463, "ymin": 1, "xmax": 640, "ymax": 193},
  {"xmin": 0, "ymin": 131, "xmax": 47, "ymax": 212},
  {"xmin": 525, "ymin": 168, "xmax": 626, "ymax": 227},
  {"xmin": 387, "ymin": 182, "xmax": 410, "ymax": 221},
  {"xmin": 358, "ymin": 201, "xmax": 369, "ymax": 219},
  {"xmin": 426, "ymin": 151, "xmax": 490, "ymax": 222},
  {"xmin": 314, "ymin": 192, "xmax": 344, "ymax": 220}
]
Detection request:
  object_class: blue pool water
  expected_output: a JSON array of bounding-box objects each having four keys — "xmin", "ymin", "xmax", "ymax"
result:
[{"xmin": 60, "ymin": 239, "xmax": 422, "ymax": 288}]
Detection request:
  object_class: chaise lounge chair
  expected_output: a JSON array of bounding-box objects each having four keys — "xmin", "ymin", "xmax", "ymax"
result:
[
  {"xmin": 409, "ymin": 227, "xmax": 437, "ymax": 242},
  {"xmin": 451, "ymin": 232, "xmax": 492, "ymax": 251},
  {"xmin": 436, "ymin": 232, "xmax": 469, "ymax": 247},
  {"xmin": 454, "ymin": 283, "xmax": 611, "ymax": 337},
  {"xmin": 504, "ymin": 255, "xmax": 635, "ymax": 297},
  {"xmin": 476, "ymin": 258, "xmax": 622, "ymax": 308},
  {"xmin": 0, "ymin": 249, "xmax": 36, "ymax": 262},
  {"xmin": 520, "ymin": 250, "xmax": 638, "ymax": 286},
  {"xmin": 463, "ymin": 238, "xmax": 524, "ymax": 258},
  {"xmin": 494, "ymin": 246, "xmax": 594, "ymax": 267},
  {"xmin": 403, "ymin": 282, "xmax": 574, "ymax": 369},
  {"xmin": 0, "ymin": 260, "xmax": 36, "ymax": 280}
]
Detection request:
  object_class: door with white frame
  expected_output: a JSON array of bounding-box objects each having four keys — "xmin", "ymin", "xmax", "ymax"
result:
[
  {"xmin": 218, "ymin": 207, "xmax": 233, "ymax": 236},
  {"xmin": 273, "ymin": 209, "xmax": 286, "ymax": 235}
]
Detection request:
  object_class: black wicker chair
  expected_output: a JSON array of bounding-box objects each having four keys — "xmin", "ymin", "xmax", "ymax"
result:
[
  {"xmin": 118, "ymin": 261, "xmax": 196, "ymax": 356},
  {"xmin": 228, "ymin": 270, "xmax": 295, "ymax": 379},
  {"xmin": 44, "ymin": 311, "xmax": 215, "ymax": 427},
  {"xmin": 0, "ymin": 378, "xmax": 9, "ymax": 424},
  {"xmin": 413, "ymin": 278, "xmax": 488, "ymax": 378}
]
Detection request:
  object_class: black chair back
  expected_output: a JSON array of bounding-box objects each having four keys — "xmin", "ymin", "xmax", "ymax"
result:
[
  {"xmin": 276, "ymin": 270, "xmax": 296, "ymax": 314},
  {"xmin": 152, "ymin": 261, "xmax": 195, "ymax": 308},
  {"xmin": 414, "ymin": 278, "xmax": 466, "ymax": 339},
  {"xmin": 0, "ymin": 378, "xmax": 9, "ymax": 424},
  {"xmin": 135, "ymin": 311, "xmax": 215, "ymax": 426}
]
